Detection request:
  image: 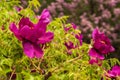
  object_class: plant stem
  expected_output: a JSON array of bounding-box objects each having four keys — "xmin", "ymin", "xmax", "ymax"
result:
[
  {"xmin": 9, "ymin": 69, "xmax": 15, "ymax": 80},
  {"xmin": 30, "ymin": 59, "xmax": 42, "ymax": 74},
  {"xmin": 50, "ymin": 55, "xmax": 82, "ymax": 73}
]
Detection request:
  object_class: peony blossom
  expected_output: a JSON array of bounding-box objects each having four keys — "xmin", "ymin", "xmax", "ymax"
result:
[
  {"xmin": 107, "ymin": 65, "xmax": 120, "ymax": 78},
  {"xmin": 89, "ymin": 28, "xmax": 115, "ymax": 65},
  {"xmin": 10, "ymin": 9, "xmax": 54, "ymax": 58}
]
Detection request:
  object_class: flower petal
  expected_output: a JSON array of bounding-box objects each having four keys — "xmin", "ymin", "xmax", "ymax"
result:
[
  {"xmin": 35, "ymin": 9, "xmax": 50, "ymax": 34},
  {"xmin": 107, "ymin": 65, "xmax": 120, "ymax": 78},
  {"xmin": 64, "ymin": 27, "xmax": 71, "ymax": 32},
  {"xmin": 20, "ymin": 25, "xmax": 31, "ymax": 39},
  {"xmin": 33, "ymin": 44, "xmax": 43, "ymax": 58},
  {"xmin": 40, "ymin": 9, "xmax": 50, "ymax": 22},
  {"xmin": 38, "ymin": 32, "xmax": 54, "ymax": 44},
  {"xmin": 71, "ymin": 23, "xmax": 77, "ymax": 29},
  {"xmin": 19, "ymin": 17, "xmax": 34, "ymax": 29},
  {"xmin": 89, "ymin": 58, "xmax": 98, "ymax": 64},
  {"xmin": 65, "ymin": 41, "xmax": 75, "ymax": 50},
  {"xmin": 75, "ymin": 33, "xmax": 83, "ymax": 46},
  {"xmin": 89, "ymin": 48, "xmax": 104, "ymax": 60},
  {"xmin": 20, "ymin": 25, "xmax": 39, "ymax": 42},
  {"xmin": 110, "ymin": 46, "xmax": 115, "ymax": 52},
  {"xmin": 92, "ymin": 28, "xmax": 100, "ymax": 40},
  {"xmin": 22, "ymin": 41, "xmax": 34, "ymax": 58},
  {"xmin": 10, "ymin": 23, "xmax": 22, "ymax": 40}
]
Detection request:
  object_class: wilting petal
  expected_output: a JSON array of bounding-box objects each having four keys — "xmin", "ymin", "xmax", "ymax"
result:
[
  {"xmin": 89, "ymin": 48, "xmax": 104, "ymax": 60},
  {"xmin": 22, "ymin": 41, "xmax": 34, "ymax": 58},
  {"xmin": 33, "ymin": 44, "xmax": 43, "ymax": 58},
  {"xmin": 38, "ymin": 32, "xmax": 54, "ymax": 44},
  {"xmin": 10, "ymin": 23, "xmax": 22, "ymax": 40}
]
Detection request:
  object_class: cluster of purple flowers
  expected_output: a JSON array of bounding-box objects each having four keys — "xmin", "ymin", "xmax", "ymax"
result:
[
  {"xmin": 10, "ymin": 9, "xmax": 54, "ymax": 58},
  {"xmin": 10, "ymin": 8, "xmax": 120, "ymax": 79},
  {"xmin": 64, "ymin": 23, "xmax": 83, "ymax": 54}
]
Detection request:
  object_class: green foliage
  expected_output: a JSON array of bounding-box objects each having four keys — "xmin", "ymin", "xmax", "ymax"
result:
[{"xmin": 0, "ymin": 1, "xmax": 119, "ymax": 80}]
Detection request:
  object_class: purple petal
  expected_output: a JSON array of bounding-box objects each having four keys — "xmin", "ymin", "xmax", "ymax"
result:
[
  {"xmin": 33, "ymin": 44, "xmax": 43, "ymax": 58},
  {"xmin": 110, "ymin": 46, "xmax": 115, "ymax": 52},
  {"xmin": 65, "ymin": 41, "xmax": 74, "ymax": 50},
  {"xmin": 10, "ymin": 23, "xmax": 22, "ymax": 40},
  {"xmin": 64, "ymin": 27, "xmax": 71, "ymax": 32},
  {"xmin": 112, "ymin": 65, "xmax": 120, "ymax": 70},
  {"xmin": 75, "ymin": 33, "xmax": 83, "ymax": 46},
  {"xmin": 94, "ymin": 40, "xmax": 114, "ymax": 54},
  {"xmin": 22, "ymin": 41, "xmax": 34, "ymax": 58},
  {"xmin": 35, "ymin": 23, "xmax": 47, "ymax": 37},
  {"xmin": 89, "ymin": 58, "xmax": 98, "ymax": 64},
  {"xmin": 19, "ymin": 17, "xmax": 34, "ymax": 29},
  {"xmin": 20, "ymin": 25, "xmax": 39, "ymax": 42},
  {"xmin": 38, "ymin": 32, "xmax": 54, "ymax": 44},
  {"xmin": 108, "ymin": 72, "xmax": 116, "ymax": 78},
  {"xmin": 92, "ymin": 28, "xmax": 100, "ymax": 40},
  {"xmin": 107, "ymin": 65, "xmax": 120, "ymax": 77},
  {"xmin": 71, "ymin": 23, "xmax": 77, "ymax": 29},
  {"xmin": 89, "ymin": 48, "xmax": 104, "ymax": 60},
  {"xmin": 40, "ymin": 9, "xmax": 50, "ymax": 22},
  {"xmin": 35, "ymin": 21, "xmax": 48, "ymax": 36},
  {"xmin": 35, "ymin": 9, "xmax": 50, "ymax": 34},
  {"xmin": 20, "ymin": 25, "xmax": 31, "ymax": 39}
]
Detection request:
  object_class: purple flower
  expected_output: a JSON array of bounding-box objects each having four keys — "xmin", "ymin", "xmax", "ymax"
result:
[
  {"xmin": 64, "ymin": 41, "xmax": 76, "ymax": 54},
  {"xmin": 64, "ymin": 23, "xmax": 83, "ymax": 54},
  {"xmin": 92, "ymin": 28, "xmax": 115, "ymax": 54},
  {"xmin": 64, "ymin": 23, "xmax": 77, "ymax": 32},
  {"xmin": 65, "ymin": 41, "xmax": 75, "ymax": 50},
  {"xmin": 107, "ymin": 65, "xmax": 120, "ymax": 78},
  {"xmin": 89, "ymin": 28, "xmax": 115, "ymax": 65},
  {"xmin": 75, "ymin": 33, "xmax": 83, "ymax": 46},
  {"xmin": 89, "ymin": 48, "xmax": 104, "ymax": 65},
  {"xmin": 10, "ymin": 9, "xmax": 54, "ymax": 58}
]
